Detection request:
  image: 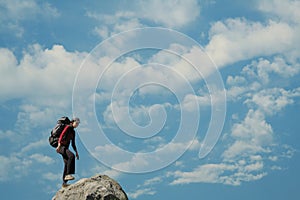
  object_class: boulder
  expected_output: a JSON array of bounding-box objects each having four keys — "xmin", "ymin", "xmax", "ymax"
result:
[{"xmin": 52, "ymin": 174, "xmax": 128, "ymax": 200}]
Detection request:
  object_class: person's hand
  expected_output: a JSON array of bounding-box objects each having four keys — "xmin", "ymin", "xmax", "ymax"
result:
[
  {"xmin": 56, "ymin": 144, "xmax": 61, "ymax": 153},
  {"xmin": 76, "ymin": 152, "xmax": 79, "ymax": 160}
]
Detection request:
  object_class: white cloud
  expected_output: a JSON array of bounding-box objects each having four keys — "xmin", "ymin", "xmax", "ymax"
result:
[
  {"xmin": 258, "ymin": 0, "xmax": 300, "ymax": 24},
  {"xmin": 173, "ymin": 45, "xmax": 218, "ymax": 82},
  {"xmin": 0, "ymin": 130, "xmax": 18, "ymax": 142},
  {"xmin": 227, "ymin": 75, "xmax": 247, "ymax": 86},
  {"xmin": 205, "ymin": 18, "xmax": 295, "ymax": 67},
  {"xmin": 226, "ymin": 55, "xmax": 300, "ymax": 102},
  {"xmin": 143, "ymin": 176, "xmax": 163, "ymax": 186},
  {"xmin": 79, "ymin": 162, "xmax": 122, "ymax": 182},
  {"xmin": 0, "ymin": 0, "xmax": 59, "ymax": 20},
  {"xmin": 205, "ymin": 0, "xmax": 300, "ymax": 67},
  {"xmin": 243, "ymin": 57, "xmax": 300, "ymax": 84},
  {"xmin": 169, "ymin": 71, "xmax": 299, "ymax": 186},
  {"xmin": 21, "ymin": 139, "xmax": 47, "ymax": 153},
  {"xmin": 169, "ymin": 164, "xmax": 234, "ymax": 185},
  {"xmin": 87, "ymin": 0, "xmax": 200, "ymax": 38},
  {"xmin": 231, "ymin": 110, "xmax": 273, "ymax": 145},
  {"xmin": 226, "ymin": 82, "xmax": 261, "ymax": 102},
  {"xmin": 0, "ymin": 44, "xmax": 86, "ymax": 107},
  {"xmin": 257, "ymin": 0, "xmax": 300, "ymax": 63},
  {"xmin": 143, "ymin": 136, "xmax": 166, "ymax": 146},
  {"xmin": 0, "ymin": 0, "xmax": 59, "ymax": 37},
  {"xmin": 128, "ymin": 188, "xmax": 156, "ymax": 199},
  {"xmin": 29, "ymin": 153, "xmax": 54, "ymax": 165},
  {"xmin": 0, "ymin": 154, "xmax": 31, "ymax": 181},
  {"xmin": 245, "ymin": 88, "xmax": 299, "ymax": 115},
  {"xmin": 0, "ymin": 155, "xmax": 17, "ymax": 181},
  {"xmin": 91, "ymin": 139, "xmax": 195, "ymax": 173},
  {"xmin": 89, "ymin": 12, "xmax": 144, "ymax": 39},
  {"xmin": 222, "ymin": 141, "xmax": 268, "ymax": 161},
  {"xmin": 169, "ymin": 162, "xmax": 267, "ymax": 186},
  {"xmin": 0, "ymin": 143, "xmax": 58, "ymax": 182},
  {"xmin": 103, "ymin": 102, "xmax": 168, "ymax": 138},
  {"xmin": 0, "ymin": 45, "xmax": 88, "ymax": 142},
  {"xmin": 42, "ymin": 172, "xmax": 61, "ymax": 181},
  {"xmin": 149, "ymin": 44, "xmax": 189, "ymax": 66},
  {"xmin": 97, "ymin": 52, "xmax": 204, "ymax": 97},
  {"xmin": 181, "ymin": 87, "xmax": 227, "ymax": 112},
  {"xmin": 128, "ymin": 176, "xmax": 164, "ymax": 199},
  {"xmin": 136, "ymin": 0, "xmax": 200, "ymax": 28}
]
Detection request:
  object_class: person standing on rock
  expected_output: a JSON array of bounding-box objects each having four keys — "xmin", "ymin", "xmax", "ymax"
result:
[{"xmin": 56, "ymin": 117, "xmax": 80, "ymax": 187}]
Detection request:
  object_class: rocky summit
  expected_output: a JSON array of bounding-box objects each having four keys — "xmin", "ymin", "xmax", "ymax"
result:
[{"xmin": 52, "ymin": 174, "xmax": 128, "ymax": 200}]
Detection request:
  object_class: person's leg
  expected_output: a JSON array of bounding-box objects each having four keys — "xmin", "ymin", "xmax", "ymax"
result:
[
  {"xmin": 63, "ymin": 158, "xmax": 68, "ymax": 184},
  {"xmin": 65, "ymin": 148, "xmax": 75, "ymax": 175},
  {"xmin": 58, "ymin": 146, "xmax": 69, "ymax": 184}
]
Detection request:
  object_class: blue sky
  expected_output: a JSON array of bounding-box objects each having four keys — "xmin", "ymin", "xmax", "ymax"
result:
[{"xmin": 0, "ymin": 0, "xmax": 300, "ymax": 199}]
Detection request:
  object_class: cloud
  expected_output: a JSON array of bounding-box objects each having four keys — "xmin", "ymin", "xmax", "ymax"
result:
[
  {"xmin": 20, "ymin": 139, "xmax": 48, "ymax": 153},
  {"xmin": 231, "ymin": 110, "xmax": 273, "ymax": 146},
  {"xmin": 222, "ymin": 140, "xmax": 269, "ymax": 162},
  {"xmin": 243, "ymin": 57, "xmax": 300, "ymax": 84},
  {"xmin": 0, "ymin": 44, "xmax": 87, "ymax": 146},
  {"xmin": 0, "ymin": 130, "xmax": 18, "ymax": 142},
  {"xmin": 168, "ymin": 28, "xmax": 300, "ymax": 186},
  {"xmin": 0, "ymin": 0, "xmax": 59, "ymax": 20},
  {"xmin": 258, "ymin": 0, "xmax": 300, "ymax": 24},
  {"xmin": 128, "ymin": 188, "xmax": 156, "ymax": 199},
  {"xmin": 88, "ymin": 11, "xmax": 144, "ymax": 38},
  {"xmin": 0, "ymin": 44, "xmax": 86, "ymax": 107},
  {"xmin": 91, "ymin": 139, "xmax": 196, "ymax": 173},
  {"xmin": 220, "ymin": 54, "xmax": 299, "ymax": 181},
  {"xmin": 205, "ymin": 0, "xmax": 300, "ymax": 67},
  {"xmin": 143, "ymin": 176, "xmax": 163, "ymax": 186},
  {"xmin": 128, "ymin": 176, "xmax": 163, "ymax": 199},
  {"xmin": 0, "ymin": 0, "xmax": 59, "ymax": 37},
  {"xmin": 180, "ymin": 89, "xmax": 226, "ymax": 112},
  {"xmin": 103, "ymin": 102, "xmax": 168, "ymax": 138},
  {"xmin": 169, "ymin": 162, "xmax": 267, "ymax": 186},
  {"xmin": 205, "ymin": 18, "xmax": 295, "ymax": 66},
  {"xmin": 87, "ymin": 0, "xmax": 200, "ymax": 38},
  {"xmin": 87, "ymin": 45, "xmax": 214, "ymax": 101},
  {"xmin": 29, "ymin": 153, "xmax": 54, "ymax": 165},
  {"xmin": 0, "ymin": 154, "xmax": 31, "ymax": 181},
  {"xmin": 226, "ymin": 74, "xmax": 259, "ymax": 101},
  {"xmin": 226, "ymin": 55, "xmax": 300, "ymax": 102},
  {"xmin": 167, "ymin": 142, "xmax": 296, "ymax": 186},
  {"xmin": 42, "ymin": 172, "xmax": 61, "ymax": 181},
  {"xmin": 0, "ymin": 130, "xmax": 58, "ymax": 182},
  {"xmin": 0, "ymin": 147, "xmax": 57, "ymax": 182},
  {"xmin": 245, "ymin": 88, "xmax": 300, "ymax": 115},
  {"xmin": 167, "ymin": 110, "xmax": 275, "ymax": 186},
  {"xmin": 136, "ymin": 0, "xmax": 200, "ymax": 28}
]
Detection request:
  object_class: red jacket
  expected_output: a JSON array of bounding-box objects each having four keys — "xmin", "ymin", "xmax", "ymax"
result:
[{"xmin": 58, "ymin": 125, "xmax": 77, "ymax": 151}]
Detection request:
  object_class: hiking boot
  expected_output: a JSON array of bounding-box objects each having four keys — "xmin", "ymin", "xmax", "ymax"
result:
[
  {"xmin": 64, "ymin": 175, "xmax": 75, "ymax": 181},
  {"xmin": 62, "ymin": 183, "xmax": 70, "ymax": 188}
]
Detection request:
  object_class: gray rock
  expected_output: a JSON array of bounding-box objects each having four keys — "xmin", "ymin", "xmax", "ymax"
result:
[{"xmin": 52, "ymin": 174, "xmax": 128, "ymax": 200}]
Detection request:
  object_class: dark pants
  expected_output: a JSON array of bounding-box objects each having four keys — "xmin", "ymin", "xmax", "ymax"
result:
[{"xmin": 58, "ymin": 146, "xmax": 75, "ymax": 183}]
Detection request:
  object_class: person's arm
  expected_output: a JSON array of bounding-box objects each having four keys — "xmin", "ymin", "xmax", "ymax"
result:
[{"xmin": 72, "ymin": 133, "xmax": 79, "ymax": 160}]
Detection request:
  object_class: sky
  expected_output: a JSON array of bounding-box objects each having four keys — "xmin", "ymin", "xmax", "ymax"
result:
[{"xmin": 0, "ymin": 0, "xmax": 300, "ymax": 199}]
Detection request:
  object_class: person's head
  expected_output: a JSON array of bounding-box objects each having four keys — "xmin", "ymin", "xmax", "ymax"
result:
[{"xmin": 71, "ymin": 117, "xmax": 80, "ymax": 128}]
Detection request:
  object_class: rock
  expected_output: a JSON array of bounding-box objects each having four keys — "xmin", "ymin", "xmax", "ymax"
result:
[{"xmin": 52, "ymin": 174, "xmax": 128, "ymax": 200}]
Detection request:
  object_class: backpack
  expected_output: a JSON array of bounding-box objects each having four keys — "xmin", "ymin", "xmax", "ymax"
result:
[{"xmin": 48, "ymin": 116, "xmax": 71, "ymax": 148}]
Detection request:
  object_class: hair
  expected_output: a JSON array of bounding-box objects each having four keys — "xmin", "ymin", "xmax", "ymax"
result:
[{"xmin": 71, "ymin": 117, "xmax": 80, "ymax": 124}]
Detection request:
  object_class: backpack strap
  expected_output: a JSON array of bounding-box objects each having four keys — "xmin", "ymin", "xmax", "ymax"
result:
[{"xmin": 58, "ymin": 125, "xmax": 69, "ymax": 145}]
